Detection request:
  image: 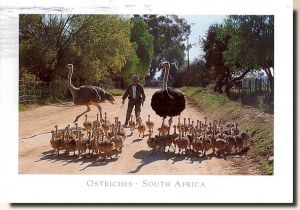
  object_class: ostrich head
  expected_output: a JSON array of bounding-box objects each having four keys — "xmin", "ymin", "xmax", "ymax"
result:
[
  {"xmin": 161, "ymin": 61, "xmax": 170, "ymax": 69},
  {"xmin": 105, "ymin": 92, "xmax": 115, "ymax": 104},
  {"xmin": 66, "ymin": 64, "xmax": 73, "ymax": 70},
  {"xmin": 160, "ymin": 61, "xmax": 170, "ymax": 91}
]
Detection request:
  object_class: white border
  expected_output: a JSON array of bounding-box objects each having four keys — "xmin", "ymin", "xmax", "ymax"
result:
[{"xmin": 0, "ymin": 0, "xmax": 293, "ymax": 203}]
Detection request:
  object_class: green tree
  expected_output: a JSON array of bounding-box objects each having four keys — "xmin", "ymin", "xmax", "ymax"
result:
[
  {"xmin": 202, "ymin": 24, "xmax": 230, "ymax": 79},
  {"xmin": 202, "ymin": 15, "xmax": 274, "ymax": 95},
  {"xmin": 139, "ymin": 15, "xmax": 191, "ymax": 86},
  {"xmin": 174, "ymin": 59, "xmax": 210, "ymax": 87},
  {"xmin": 202, "ymin": 23, "xmax": 231, "ymax": 93},
  {"xmin": 110, "ymin": 43, "xmax": 139, "ymax": 88},
  {"xmin": 130, "ymin": 17, "xmax": 154, "ymax": 79},
  {"xmin": 221, "ymin": 15, "xmax": 274, "ymax": 94},
  {"xmin": 67, "ymin": 15, "xmax": 132, "ymax": 84},
  {"xmin": 20, "ymin": 14, "xmax": 60, "ymax": 81},
  {"xmin": 111, "ymin": 16, "xmax": 154, "ymax": 88},
  {"xmin": 19, "ymin": 14, "xmax": 132, "ymax": 83}
]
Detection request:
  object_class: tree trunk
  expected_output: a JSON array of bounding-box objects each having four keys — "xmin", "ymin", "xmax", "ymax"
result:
[
  {"xmin": 214, "ymin": 76, "xmax": 225, "ymax": 93},
  {"xmin": 144, "ymin": 70, "xmax": 155, "ymax": 87},
  {"xmin": 224, "ymin": 68, "xmax": 251, "ymax": 96},
  {"xmin": 145, "ymin": 63, "xmax": 158, "ymax": 87},
  {"xmin": 120, "ymin": 79, "xmax": 125, "ymax": 89},
  {"xmin": 213, "ymin": 68, "xmax": 230, "ymax": 94}
]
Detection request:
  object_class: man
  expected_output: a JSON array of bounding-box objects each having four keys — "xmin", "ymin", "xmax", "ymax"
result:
[{"xmin": 122, "ymin": 75, "xmax": 146, "ymax": 127}]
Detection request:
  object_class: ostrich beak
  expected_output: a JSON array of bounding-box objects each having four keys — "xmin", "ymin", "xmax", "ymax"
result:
[{"xmin": 160, "ymin": 61, "xmax": 169, "ymax": 66}]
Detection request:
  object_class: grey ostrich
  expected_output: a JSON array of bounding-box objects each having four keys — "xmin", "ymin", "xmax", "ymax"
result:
[{"xmin": 66, "ymin": 64, "xmax": 115, "ymax": 123}]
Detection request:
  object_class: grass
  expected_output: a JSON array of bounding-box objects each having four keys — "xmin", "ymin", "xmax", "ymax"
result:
[
  {"xmin": 180, "ymin": 86, "xmax": 274, "ymax": 175},
  {"xmin": 19, "ymin": 96, "xmax": 67, "ymax": 112},
  {"xmin": 109, "ymin": 88, "xmax": 125, "ymax": 96},
  {"xmin": 230, "ymin": 91, "xmax": 274, "ymax": 114},
  {"xmin": 19, "ymin": 104, "xmax": 28, "ymax": 112},
  {"xmin": 259, "ymin": 159, "xmax": 273, "ymax": 175}
]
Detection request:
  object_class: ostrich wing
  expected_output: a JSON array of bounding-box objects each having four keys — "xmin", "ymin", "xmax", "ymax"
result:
[
  {"xmin": 94, "ymin": 86, "xmax": 110, "ymax": 101},
  {"xmin": 75, "ymin": 86, "xmax": 102, "ymax": 104}
]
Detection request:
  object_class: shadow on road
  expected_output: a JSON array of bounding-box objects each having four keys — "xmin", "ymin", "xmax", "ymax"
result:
[
  {"xmin": 132, "ymin": 138, "xmax": 143, "ymax": 143},
  {"xmin": 127, "ymin": 149, "xmax": 178, "ymax": 174},
  {"xmin": 36, "ymin": 149, "xmax": 119, "ymax": 171},
  {"xmin": 127, "ymin": 148, "xmax": 240, "ymax": 173}
]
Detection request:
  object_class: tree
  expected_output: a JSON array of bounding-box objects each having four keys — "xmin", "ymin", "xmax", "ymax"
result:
[
  {"xmin": 202, "ymin": 15, "xmax": 274, "ymax": 95},
  {"xmin": 222, "ymin": 15, "xmax": 274, "ymax": 94},
  {"xmin": 130, "ymin": 17, "xmax": 154, "ymax": 79},
  {"xmin": 202, "ymin": 23, "xmax": 230, "ymax": 93},
  {"xmin": 19, "ymin": 14, "xmax": 132, "ymax": 83},
  {"xmin": 20, "ymin": 14, "xmax": 61, "ymax": 81},
  {"xmin": 67, "ymin": 15, "xmax": 132, "ymax": 84},
  {"xmin": 139, "ymin": 15, "xmax": 191, "ymax": 86},
  {"xmin": 111, "ymin": 16, "xmax": 154, "ymax": 88},
  {"xmin": 110, "ymin": 43, "xmax": 139, "ymax": 89},
  {"xmin": 174, "ymin": 59, "xmax": 210, "ymax": 87}
]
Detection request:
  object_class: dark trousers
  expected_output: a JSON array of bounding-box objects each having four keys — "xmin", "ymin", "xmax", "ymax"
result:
[{"xmin": 125, "ymin": 99, "xmax": 142, "ymax": 123}]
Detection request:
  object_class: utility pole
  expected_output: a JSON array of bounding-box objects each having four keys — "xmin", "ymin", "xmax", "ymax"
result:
[
  {"xmin": 187, "ymin": 37, "xmax": 190, "ymax": 70},
  {"xmin": 187, "ymin": 37, "xmax": 193, "ymax": 85}
]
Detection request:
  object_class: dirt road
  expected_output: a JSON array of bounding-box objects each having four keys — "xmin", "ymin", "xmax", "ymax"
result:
[{"xmin": 19, "ymin": 88, "xmax": 259, "ymax": 175}]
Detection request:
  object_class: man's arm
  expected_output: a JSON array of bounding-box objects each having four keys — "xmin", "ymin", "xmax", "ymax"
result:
[
  {"xmin": 122, "ymin": 85, "xmax": 130, "ymax": 101},
  {"xmin": 140, "ymin": 85, "xmax": 146, "ymax": 102}
]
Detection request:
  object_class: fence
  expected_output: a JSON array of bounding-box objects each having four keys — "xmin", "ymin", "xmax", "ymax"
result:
[
  {"xmin": 19, "ymin": 80, "xmax": 68, "ymax": 104},
  {"xmin": 19, "ymin": 80, "xmax": 112, "ymax": 104},
  {"xmin": 232, "ymin": 77, "xmax": 271, "ymax": 94}
]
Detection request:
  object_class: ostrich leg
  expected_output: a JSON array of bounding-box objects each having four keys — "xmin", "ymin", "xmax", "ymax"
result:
[
  {"xmin": 73, "ymin": 106, "xmax": 91, "ymax": 123},
  {"xmin": 95, "ymin": 103, "xmax": 103, "ymax": 121},
  {"xmin": 168, "ymin": 117, "xmax": 173, "ymax": 134},
  {"xmin": 160, "ymin": 117, "xmax": 167, "ymax": 136}
]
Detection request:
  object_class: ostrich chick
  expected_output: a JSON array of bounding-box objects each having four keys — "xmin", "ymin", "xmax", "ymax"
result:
[
  {"xmin": 147, "ymin": 131, "xmax": 158, "ymax": 156},
  {"xmin": 83, "ymin": 114, "xmax": 93, "ymax": 133},
  {"xmin": 145, "ymin": 115, "xmax": 154, "ymax": 132},
  {"xmin": 137, "ymin": 117, "xmax": 146, "ymax": 138},
  {"xmin": 128, "ymin": 115, "xmax": 136, "ymax": 135}
]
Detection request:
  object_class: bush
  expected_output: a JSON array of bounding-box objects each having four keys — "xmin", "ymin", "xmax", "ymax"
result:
[{"xmin": 109, "ymin": 88, "xmax": 125, "ymax": 96}]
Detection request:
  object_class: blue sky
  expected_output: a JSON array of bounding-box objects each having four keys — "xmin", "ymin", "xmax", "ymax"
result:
[
  {"xmin": 154, "ymin": 15, "xmax": 226, "ymax": 79},
  {"xmin": 179, "ymin": 15, "xmax": 227, "ymax": 61}
]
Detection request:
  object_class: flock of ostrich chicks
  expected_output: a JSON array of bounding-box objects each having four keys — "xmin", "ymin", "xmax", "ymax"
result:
[
  {"xmin": 50, "ymin": 112, "xmax": 251, "ymax": 161},
  {"xmin": 49, "ymin": 61, "xmax": 250, "ymax": 161},
  {"xmin": 50, "ymin": 113, "xmax": 126, "ymax": 161},
  {"xmin": 144, "ymin": 116, "xmax": 251, "ymax": 159}
]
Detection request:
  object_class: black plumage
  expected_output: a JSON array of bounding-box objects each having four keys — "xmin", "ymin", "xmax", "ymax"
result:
[
  {"xmin": 151, "ymin": 88, "xmax": 185, "ymax": 118},
  {"xmin": 151, "ymin": 61, "xmax": 185, "ymax": 118}
]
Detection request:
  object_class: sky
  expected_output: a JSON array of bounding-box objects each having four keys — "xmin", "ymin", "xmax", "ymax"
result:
[
  {"xmin": 154, "ymin": 15, "xmax": 227, "ymax": 79},
  {"xmin": 179, "ymin": 15, "xmax": 227, "ymax": 62}
]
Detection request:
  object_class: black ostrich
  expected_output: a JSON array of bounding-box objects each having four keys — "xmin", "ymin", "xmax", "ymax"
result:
[{"xmin": 151, "ymin": 61, "xmax": 185, "ymax": 127}]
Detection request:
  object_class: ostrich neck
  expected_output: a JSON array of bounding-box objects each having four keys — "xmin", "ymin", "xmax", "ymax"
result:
[
  {"xmin": 68, "ymin": 66, "xmax": 78, "ymax": 97},
  {"xmin": 162, "ymin": 65, "xmax": 169, "ymax": 91}
]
